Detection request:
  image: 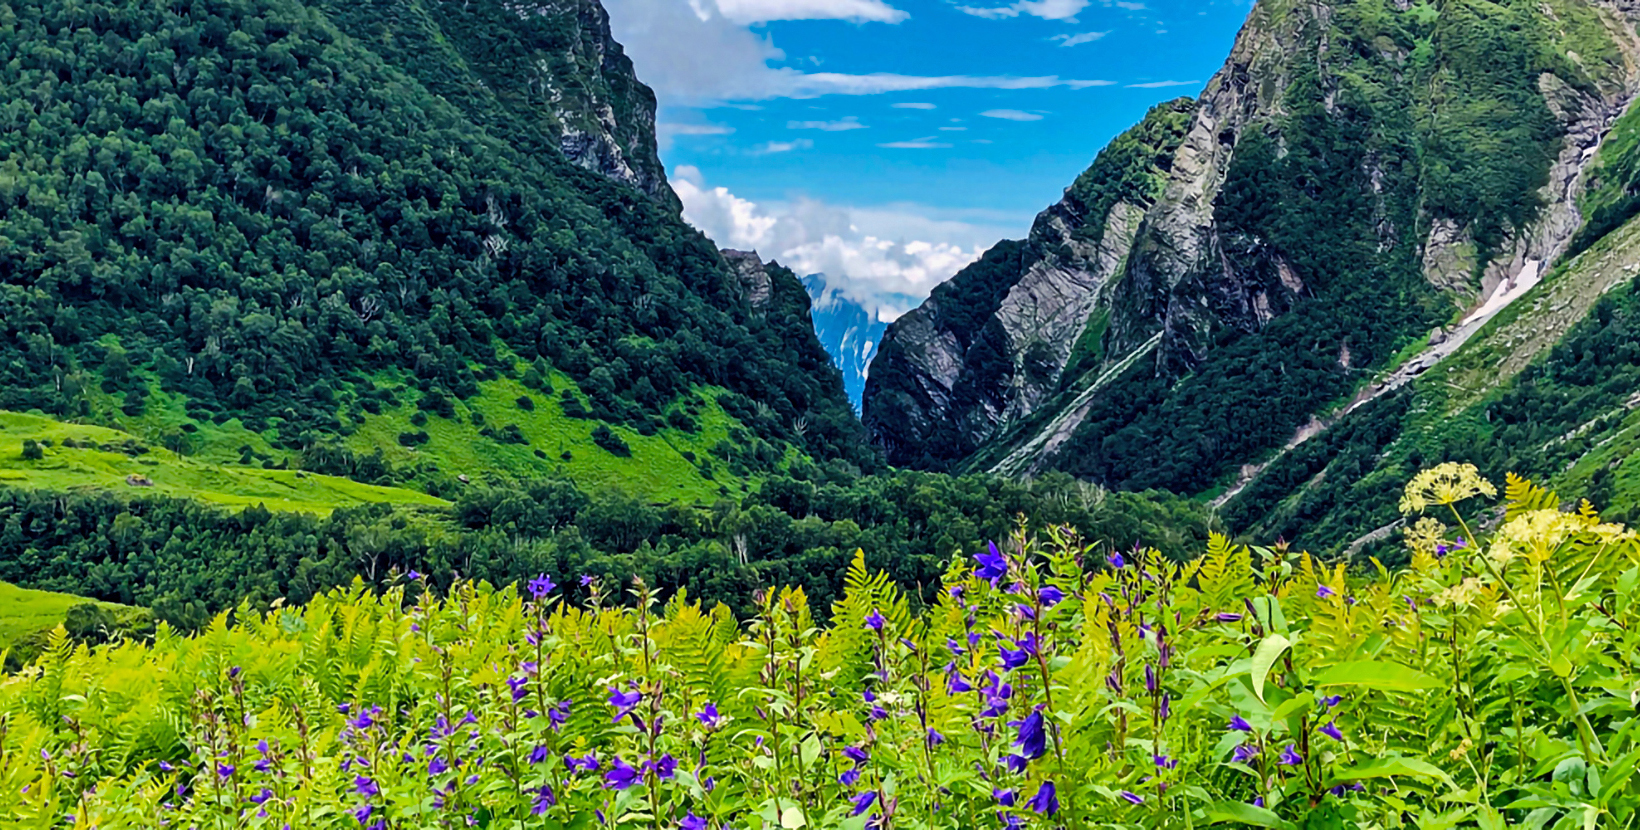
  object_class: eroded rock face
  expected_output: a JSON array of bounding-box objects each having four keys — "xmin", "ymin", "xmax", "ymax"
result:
[
  {"xmin": 863, "ymin": 100, "xmax": 1197, "ymax": 467},
  {"xmin": 720, "ymin": 250, "xmax": 774, "ymax": 309}
]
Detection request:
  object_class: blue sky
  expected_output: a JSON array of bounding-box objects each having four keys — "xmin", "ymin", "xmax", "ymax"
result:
[{"xmin": 603, "ymin": 0, "xmax": 1253, "ymax": 317}]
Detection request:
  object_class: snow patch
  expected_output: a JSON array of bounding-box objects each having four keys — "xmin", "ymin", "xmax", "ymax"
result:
[{"xmin": 1462, "ymin": 259, "xmax": 1542, "ymax": 327}]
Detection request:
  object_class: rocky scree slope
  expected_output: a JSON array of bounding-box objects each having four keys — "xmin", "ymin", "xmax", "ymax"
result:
[{"xmin": 866, "ymin": 0, "xmax": 1640, "ymax": 506}]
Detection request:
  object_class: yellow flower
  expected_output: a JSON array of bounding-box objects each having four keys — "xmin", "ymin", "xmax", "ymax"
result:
[
  {"xmin": 1399, "ymin": 463, "xmax": 1498, "ymax": 515},
  {"xmin": 1404, "ymin": 516, "xmax": 1448, "ymax": 570},
  {"xmin": 1432, "ymin": 577, "xmax": 1486, "ymax": 608}
]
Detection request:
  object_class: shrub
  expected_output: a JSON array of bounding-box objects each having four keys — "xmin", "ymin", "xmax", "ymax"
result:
[
  {"xmin": 20, "ymin": 439, "xmax": 42, "ymax": 460},
  {"xmin": 590, "ymin": 425, "xmax": 630, "ymax": 457}
]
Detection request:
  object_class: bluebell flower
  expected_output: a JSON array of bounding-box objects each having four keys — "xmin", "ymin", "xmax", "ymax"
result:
[
  {"xmin": 1039, "ymin": 585, "xmax": 1066, "ymax": 607},
  {"xmin": 531, "ymin": 785, "xmax": 556, "ymax": 815},
  {"xmin": 864, "ymin": 609, "xmax": 885, "ymax": 631},
  {"xmin": 680, "ymin": 813, "xmax": 708, "ymax": 830},
  {"xmin": 850, "ymin": 791, "xmax": 878, "ymax": 816},
  {"xmin": 1316, "ymin": 585, "xmax": 1336, "ymax": 600},
  {"xmin": 528, "ymin": 574, "xmax": 556, "ymax": 599},
  {"xmin": 1279, "ymin": 745, "xmax": 1304, "ymax": 766},
  {"xmin": 1231, "ymin": 744, "xmax": 1259, "ymax": 764},
  {"xmin": 604, "ymin": 758, "xmax": 643, "ymax": 790},
  {"xmin": 1227, "ymin": 715, "xmax": 1253, "ymax": 732},
  {"xmin": 1320, "ymin": 721, "xmax": 1344, "ymax": 741},
  {"xmin": 1028, "ymin": 781, "xmax": 1059, "ymax": 815},
  {"xmin": 1119, "ymin": 790, "xmax": 1144, "ymax": 805},
  {"xmin": 974, "ymin": 542, "xmax": 1008, "ymax": 582},
  {"xmin": 1011, "ymin": 711, "xmax": 1047, "ymax": 760}
]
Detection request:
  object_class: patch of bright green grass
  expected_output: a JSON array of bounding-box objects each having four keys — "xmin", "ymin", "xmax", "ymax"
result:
[
  {"xmin": 0, "ymin": 411, "xmax": 447, "ymax": 514},
  {"xmin": 343, "ymin": 371, "xmax": 747, "ymax": 504},
  {"xmin": 0, "ymin": 581, "xmax": 126, "ymax": 648}
]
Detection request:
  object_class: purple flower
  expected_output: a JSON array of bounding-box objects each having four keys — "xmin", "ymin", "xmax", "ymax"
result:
[
  {"xmin": 529, "ymin": 574, "xmax": 557, "ymax": 599},
  {"xmin": 352, "ymin": 803, "xmax": 373, "ymax": 825},
  {"xmin": 507, "ymin": 675, "xmax": 529, "ymax": 703},
  {"xmin": 1108, "ymin": 552, "xmax": 1126, "ymax": 570},
  {"xmin": 680, "ymin": 813, "xmax": 708, "ymax": 830},
  {"xmin": 216, "ymin": 763, "xmax": 235, "ymax": 780},
  {"xmin": 1144, "ymin": 663, "xmax": 1159, "ymax": 695},
  {"xmin": 1154, "ymin": 754, "xmax": 1177, "ymax": 769},
  {"xmin": 549, "ymin": 700, "xmax": 572, "ymax": 729},
  {"xmin": 604, "ymin": 758, "xmax": 644, "ymax": 790},
  {"xmin": 529, "ymin": 745, "xmax": 550, "ymax": 765},
  {"xmin": 696, "ymin": 702, "xmax": 725, "ymax": 730},
  {"xmin": 609, "ymin": 687, "xmax": 643, "ymax": 722},
  {"xmin": 1215, "ymin": 612, "xmax": 1244, "ymax": 622},
  {"xmin": 839, "ymin": 768, "xmax": 862, "ymax": 787},
  {"xmin": 531, "ymin": 785, "xmax": 556, "ymax": 815},
  {"xmin": 927, "ymin": 727, "xmax": 946, "ymax": 747},
  {"xmin": 842, "ymin": 745, "xmax": 870, "ymax": 766},
  {"xmin": 646, "ymin": 754, "xmax": 678, "ymax": 780},
  {"xmin": 864, "ymin": 609, "xmax": 885, "ymax": 631},
  {"xmin": 1320, "ymin": 721, "xmax": 1344, "ymax": 741},
  {"xmin": 564, "ymin": 753, "xmax": 600, "ymax": 774},
  {"xmin": 1321, "ymin": 695, "xmax": 1343, "ymax": 709},
  {"xmin": 1011, "ymin": 711, "xmax": 1047, "ymax": 760},
  {"xmin": 407, "ymin": 570, "xmax": 422, "ymax": 580},
  {"xmin": 1119, "ymin": 790, "xmax": 1144, "ymax": 805},
  {"xmin": 1316, "ymin": 585, "xmax": 1336, "ymax": 600},
  {"xmin": 1231, "ymin": 744, "xmax": 1260, "ymax": 764},
  {"xmin": 580, "ymin": 574, "xmax": 596, "ymax": 586},
  {"xmin": 1227, "ymin": 715, "xmax": 1253, "ymax": 732},
  {"xmin": 994, "ymin": 788, "xmax": 1017, "ymax": 807},
  {"xmin": 250, "ymin": 787, "xmax": 273, "ymax": 805},
  {"xmin": 1038, "ymin": 585, "xmax": 1066, "ymax": 608},
  {"xmin": 1279, "ymin": 745, "xmax": 1304, "ymax": 766},
  {"xmin": 354, "ymin": 776, "xmax": 379, "ymax": 797},
  {"xmin": 998, "ymin": 643, "xmax": 1030, "ymax": 671},
  {"xmin": 428, "ymin": 756, "xmax": 449, "ymax": 776},
  {"xmin": 974, "ymin": 542, "xmax": 1008, "ymax": 582},
  {"xmin": 850, "ymin": 791, "xmax": 878, "ymax": 816},
  {"xmin": 1028, "ymin": 781, "xmax": 1059, "ymax": 815}
]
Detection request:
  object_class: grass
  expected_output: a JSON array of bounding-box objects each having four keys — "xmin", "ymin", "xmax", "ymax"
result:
[
  {"xmin": 0, "ymin": 581, "xmax": 126, "ymax": 649},
  {"xmin": 0, "ymin": 411, "xmax": 448, "ymax": 514},
  {"xmin": 342, "ymin": 369, "xmax": 752, "ymax": 504}
]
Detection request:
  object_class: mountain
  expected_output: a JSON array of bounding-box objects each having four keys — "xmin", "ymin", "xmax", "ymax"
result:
[
  {"xmin": 800, "ymin": 273, "xmax": 901, "ymax": 412},
  {"xmin": 866, "ymin": 0, "xmax": 1640, "ymax": 553},
  {"xmin": 0, "ymin": 0, "xmax": 872, "ymax": 505}
]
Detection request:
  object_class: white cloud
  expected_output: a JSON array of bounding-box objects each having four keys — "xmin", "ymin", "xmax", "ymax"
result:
[
  {"xmin": 892, "ymin": 102, "xmax": 937, "ymax": 109},
  {"xmin": 1126, "ymin": 79, "xmax": 1200, "ymax": 88},
  {"xmin": 938, "ymin": 126, "xmax": 967, "ymax": 131},
  {"xmin": 981, "ymin": 109, "xmax": 1044, "ymax": 121},
  {"xmin": 712, "ymin": 0, "xmax": 907, "ymax": 23},
  {"xmin": 959, "ymin": 0, "xmax": 1087, "ymax": 21},
  {"xmin": 788, "ymin": 116, "xmax": 867, "ymax": 131},
  {"xmin": 657, "ymin": 122, "xmax": 734, "ymax": 148},
  {"xmin": 878, "ymin": 137, "xmax": 952, "ymax": 149},
  {"xmin": 749, "ymin": 139, "xmax": 814, "ymax": 154},
  {"xmin": 604, "ymin": 0, "xmax": 1111, "ymax": 104},
  {"xmin": 1051, "ymin": 31, "xmax": 1108, "ymax": 47},
  {"xmin": 672, "ymin": 166, "xmax": 1019, "ymax": 310}
]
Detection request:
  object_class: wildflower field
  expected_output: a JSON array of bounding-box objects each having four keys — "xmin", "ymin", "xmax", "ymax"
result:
[{"xmin": 2, "ymin": 466, "xmax": 1637, "ymax": 829}]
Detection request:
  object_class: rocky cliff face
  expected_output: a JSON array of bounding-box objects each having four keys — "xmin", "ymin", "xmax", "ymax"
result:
[
  {"xmin": 863, "ymin": 100, "xmax": 1196, "ymax": 468},
  {"xmin": 318, "ymin": 0, "xmax": 677, "ymax": 209},
  {"xmin": 866, "ymin": 0, "xmax": 1640, "ymax": 491}
]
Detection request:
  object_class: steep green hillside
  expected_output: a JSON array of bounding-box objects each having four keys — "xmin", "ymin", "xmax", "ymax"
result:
[
  {"xmin": 0, "ymin": 581, "xmax": 126, "ymax": 649},
  {"xmin": 0, "ymin": 0, "xmax": 870, "ymax": 508}
]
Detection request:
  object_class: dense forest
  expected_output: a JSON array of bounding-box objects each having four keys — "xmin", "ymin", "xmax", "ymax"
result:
[{"xmin": 0, "ymin": 467, "xmax": 1210, "ymax": 629}]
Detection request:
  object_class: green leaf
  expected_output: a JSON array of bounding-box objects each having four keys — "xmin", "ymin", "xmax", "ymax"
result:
[
  {"xmin": 1204, "ymin": 800, "xmax": 1297, "ymax": 828},
  {"xmin": 1311, "ymin": 661, "xmax": 1442, "ymax": 692},
  {"xmin": 1250, "ymin": 634, "xmax": 1291, "ymax": 703},
  {"xmin": 780, "ymin": 806, "xmax": 806, "ymax": 828},
  {"xmin": 1333, "ymin": 757, "xmax": 1455, "ymax": 788}
]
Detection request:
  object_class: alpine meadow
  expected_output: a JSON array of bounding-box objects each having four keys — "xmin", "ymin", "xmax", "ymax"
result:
[{"xmin": 3, "ymin": 0, "xmax": 1640, "ymax": 828}]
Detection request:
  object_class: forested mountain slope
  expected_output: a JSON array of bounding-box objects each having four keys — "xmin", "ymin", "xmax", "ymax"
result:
[
  {"xmin": 866, "ymin": 0, "xmax": 1640, "ymax": 551},
  {"xmin": 0, "ymin": 0, "xmax": 871, "ymax": 503}
]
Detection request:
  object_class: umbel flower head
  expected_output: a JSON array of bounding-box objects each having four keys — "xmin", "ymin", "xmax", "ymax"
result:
[{"xmin": 1398, "ymin": 462, "xmax": 1497, "ymax": 515}]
